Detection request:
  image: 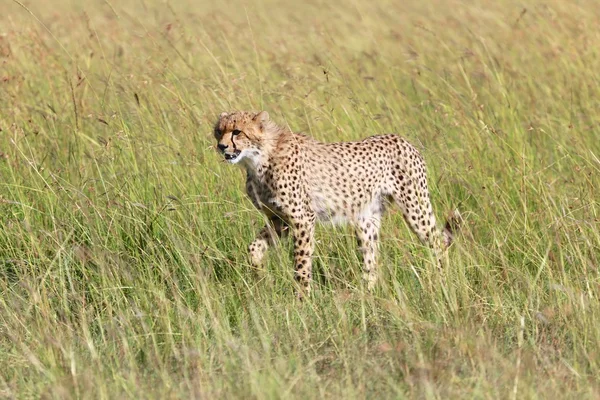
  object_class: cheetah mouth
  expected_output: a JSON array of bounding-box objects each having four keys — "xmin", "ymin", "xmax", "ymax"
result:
[{"xmin": 224, "ymin": 151, "xmax": 241, "ymax": 162}]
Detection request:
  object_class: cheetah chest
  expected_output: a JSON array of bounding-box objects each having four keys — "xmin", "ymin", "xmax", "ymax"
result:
[{"xmin": 247, "ymin": 175, "xmax": 289, "ymax": 217}]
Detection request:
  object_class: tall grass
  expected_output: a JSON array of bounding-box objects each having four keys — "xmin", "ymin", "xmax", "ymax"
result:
[{"xmin": 1, "ymin": 0, "xmax": 599, "ymax": 398}]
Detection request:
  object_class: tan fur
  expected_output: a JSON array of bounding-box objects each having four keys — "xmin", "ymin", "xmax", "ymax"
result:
[{"xmin": 214, "ymin": 111, "xmax": 459, "ymax": 298}]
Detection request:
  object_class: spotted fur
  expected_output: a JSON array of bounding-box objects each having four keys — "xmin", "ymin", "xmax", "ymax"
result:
[{"xmin": 214, "ymin": 111, "xmax": 460, "ymax": 298}]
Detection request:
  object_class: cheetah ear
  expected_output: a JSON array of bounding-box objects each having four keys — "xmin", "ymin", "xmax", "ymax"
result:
[
  {"xmin": 253, "ymin": 111, "xmax": 269, "ymax": 123},
  {"xmin": 219, "ymin": 112, "xmax": 228, "ymax": 120}
]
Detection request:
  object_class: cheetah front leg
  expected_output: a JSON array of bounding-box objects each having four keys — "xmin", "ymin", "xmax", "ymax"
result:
[
  {"xmin": 356, "ymin": 215, "xmax": 382, "ymax": 291},
  {"xmin": 248, "ymin": 216, "xmax": 288, "ymax": 270},
  {"xmin": 291, "ymin": 214, "xmax": 316, "ymax": 299}
]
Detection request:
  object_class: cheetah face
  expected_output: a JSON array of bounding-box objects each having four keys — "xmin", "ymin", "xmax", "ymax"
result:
[{"xmin": 214, "ymin": 111, "xmax": 269, "ymax": 165}]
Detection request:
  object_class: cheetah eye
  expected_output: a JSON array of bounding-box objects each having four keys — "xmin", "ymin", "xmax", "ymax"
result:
[{"xmin": 232, "ymin": 129, "xmax": 242, "ymax": 136}]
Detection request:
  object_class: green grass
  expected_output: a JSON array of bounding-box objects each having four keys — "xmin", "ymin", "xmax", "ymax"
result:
[{"xmin": 1, "ymin": 0, "xmax": 599, "ymax": 398}]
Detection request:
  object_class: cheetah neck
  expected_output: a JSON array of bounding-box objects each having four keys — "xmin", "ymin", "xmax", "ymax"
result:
[
  {"xmin": 241, "ymin": 127, "xmax": 288, "ymax": 178},
  {"xmin": 238, "ymin": 149, "xmax": 267, "ymax": 177}
]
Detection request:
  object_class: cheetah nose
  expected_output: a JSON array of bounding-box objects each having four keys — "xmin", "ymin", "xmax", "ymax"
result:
[{"xmin": 217, "ymin": 143, "xmax": 228, "ymax": 152}]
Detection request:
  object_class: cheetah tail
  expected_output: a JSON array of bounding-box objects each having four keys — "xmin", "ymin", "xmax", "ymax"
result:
[{"xmin": 442, "ymin": 209, "xmax": 462, "ymax": 249}]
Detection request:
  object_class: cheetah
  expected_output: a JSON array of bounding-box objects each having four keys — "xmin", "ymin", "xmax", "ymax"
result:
[{"xmin": 214, "ymin": 111, "xmax": 460, "ymax": 298}]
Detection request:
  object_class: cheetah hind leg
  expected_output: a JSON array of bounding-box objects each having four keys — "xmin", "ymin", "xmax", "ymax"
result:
[
  {"xmin": 355, "ymin": 214, "xmax": 382, "ymax": 291},
  {"xmin": 392, "ymin": 186, "xmax": 461, "ymax": 269}
]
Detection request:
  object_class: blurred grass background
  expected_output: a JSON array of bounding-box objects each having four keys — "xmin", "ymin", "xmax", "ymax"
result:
[{"xmin": 0, "ymin": 0, "xmax": 599, "ymax": 398}]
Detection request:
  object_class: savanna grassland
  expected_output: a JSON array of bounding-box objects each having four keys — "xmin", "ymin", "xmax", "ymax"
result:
[{"xmin": 1, "ymin": 0, "xmax": 599, "ymax": 398}]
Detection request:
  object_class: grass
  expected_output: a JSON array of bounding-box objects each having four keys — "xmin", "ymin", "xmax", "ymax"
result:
[{"xmin": 1, "ymin": 0, "xmax": 599, "ymax": 398}]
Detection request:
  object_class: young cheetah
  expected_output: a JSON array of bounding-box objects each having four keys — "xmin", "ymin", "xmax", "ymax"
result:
[{"xmin": 214, "ymin": 111, "xmax": 459, "ymax": 298}]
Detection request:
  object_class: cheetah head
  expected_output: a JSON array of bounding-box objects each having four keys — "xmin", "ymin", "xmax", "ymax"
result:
[{"xmin": 214, "ymin": 111, "xmax": 270, "ymax": 165}]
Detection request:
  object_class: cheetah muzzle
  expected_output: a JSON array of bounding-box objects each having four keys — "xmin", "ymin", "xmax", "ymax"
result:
[
  {"xmin": 223, "ymin": 150, "xmax": 241, "ymax": 162},
  {"xmin": 214, "ymin": 110, "xmax": 461, "ymax": 299}
]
